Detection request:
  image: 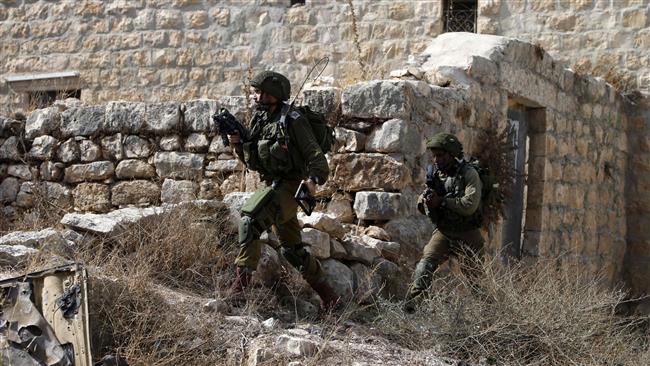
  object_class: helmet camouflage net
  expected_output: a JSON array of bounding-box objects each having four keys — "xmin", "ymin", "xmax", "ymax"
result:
[
  {"xmin": 426, "ymin": 133, "xmax": 464, "ymax": 158},
  {"xmin": 250, "ymin": 71, "xmax": 291, "ymax": 101}
]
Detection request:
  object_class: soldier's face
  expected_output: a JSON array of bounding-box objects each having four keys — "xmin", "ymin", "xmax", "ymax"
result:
[
  {"xmin": 253, "ymin": 88, "xmax": 279, "ymax": 111},
  {"xmin": 431, "ymin": 148, "xmax": 454, "ymax": 170}
]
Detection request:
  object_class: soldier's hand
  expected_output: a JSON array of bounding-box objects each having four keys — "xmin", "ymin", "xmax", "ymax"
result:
[
  {"xmin": 302, "ymin": 178, "xmax": 317, "ymax": 197},
  {"xmin": 227, "ymin": 131, "xmax": 241, "ymax": 146},
  {"xmin": 426, "ymin": 192, "xmax": 443, "ymax": 209}
]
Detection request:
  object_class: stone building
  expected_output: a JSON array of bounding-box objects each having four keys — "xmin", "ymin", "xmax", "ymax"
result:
[
  {"xmin": 0, "ymin": 0, "xmax": 648, "ymax": 114},
  {"xmin": 1, "ymin": 1, "xmax": 650, "ymax": 305}
]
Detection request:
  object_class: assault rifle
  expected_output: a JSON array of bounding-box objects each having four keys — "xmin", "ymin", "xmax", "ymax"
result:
[
  {"xmin": 212, "ymin": 108, "xmax": 250, "ymax": 146},
  {"xmin": 294, "ymin": 181, "xmax": 317, "ymax": 216},
  {"xmin": 424, "ymin": 164, "xmax": 446, "ymax": 199}
]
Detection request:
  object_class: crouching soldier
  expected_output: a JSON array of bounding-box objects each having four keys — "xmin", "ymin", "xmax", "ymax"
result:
[
  {"xmin": 403, "ymin": 133, "xmax": 485, "ymax": 313},
  {"xmin": 226, "ymin": 71, "xmax": 339, "ymax": 309}
]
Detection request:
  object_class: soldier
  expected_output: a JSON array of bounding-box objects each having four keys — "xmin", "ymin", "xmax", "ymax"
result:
[
  {"xmin": 226, "ymin": 71, "xmax": 339, "ymax": 308},
  {"xmin": 403, "ymin": 133, "xmax": 485, "ymax": 313}
]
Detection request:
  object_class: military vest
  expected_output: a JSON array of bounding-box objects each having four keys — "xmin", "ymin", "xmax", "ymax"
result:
[{"xmin": 429, "ymin": 162, "xmax": 482, "ymax": 232}]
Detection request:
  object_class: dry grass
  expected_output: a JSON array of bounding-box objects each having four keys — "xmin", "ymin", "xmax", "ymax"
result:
[{"xmin": 371, "ymin": 255, "xmax": 650, "ymax": 365}]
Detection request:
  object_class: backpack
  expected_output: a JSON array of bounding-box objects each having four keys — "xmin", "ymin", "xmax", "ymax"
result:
[{"xmin": 281, "ymin": 104, "xmax": 335, "ymax": 153}]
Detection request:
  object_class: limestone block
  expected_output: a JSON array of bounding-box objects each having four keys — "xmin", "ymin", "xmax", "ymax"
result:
[
  {"xmin": 208, "ymin": 136, "xmax": 230, "ymax": 154},
  {"xmin": 73, "ymin": 183, "xmax": 111, "ymax": 212},
  {"xmin": 104, "ymin": 101, "xmax": 146, "ymax": 134},
  {"xmin": 64, "ymin": 161, "xmax": 115, "ymax": 183},
  {"xmin": 0, "ymin": 245, "xmax": 38, "ymax": 266},
  {"xmin": 210, "ymin": 8, "xmax": 230, "ymax": 26},
  {"xmin": 42, "ymin": 182, "xmax": 72, "ymax": 208},
  {"xmin": 302, "ymin": 228, "xmax": 330, "ymax": 259},
  {"xmin": 99, "ymin": 134, "xmax": 123, "ymax": 161},
  {"xmin": 57, "ymin": 139, "xmax": 78, "ymax": 163},
  {"xmin": 40, "ymin": 162, "xmax": 63, "ymax": 181},
  {"xmin": 112, "ymin": 180, "xmax": 160, "ymax": 206},
  {"xmin": 198, "ymin": 179, "xmax": 221, "ymax": 200},
  {"xmin": 61, "ymin": 206, "xmax": 163, "ymax": 235},
  {"xmin": 324, "ymin": 153, "xmax": 411, "ymax": 192},
  {"xmin": 374, "ymin": 258, "xmax": 409, "ymax": 298},
  {"xmin": 301, "ymin": 87, "xmax": 341, "ymax": 121},
  {"xmin": 341, "ymin": 80, "xmax": 413, "ymax": 119},
  {"xmin": 220, "ymin": 173, "xmax": 243, "ymax": 195},
  {"xmin": 350, "ymin": 262, "xmax": 382, "ymax": 299},
  {"xmin": 361, "ymin": 235, "xmax": 400, "ymax": 262},
  {"xmin": 384, "ymin": 215, "xmax": 434, "ymax": 251},
  {"xmin": 8, "ymin": 164, "xmax": 32, "ymax": 180},
  {"xmin": 622, "ymin": 8, "xmax": 648, "ymax": 28},
  {"xmin": 206, "ymin": 159, "xmax": 242, "ymax": 172},
  {"xmin": 223, "ymin": 191, "xmax": 254, "ymax": 216},
  {"xmin": 25, "ymin": 107, "xmax": 60, "ymax": 139},
  {"xmin": 185, "ymin": 133, "xmax": 210, "ymax": 152},
  {"xmin": 330, "ymin": 238, "xmax": 347, "ymax": 259},
  {"xmin": 0, "ymin": 177, "xmax": 19, "ymax": 203},
  {"xmin": 320, "ymin": 258, "xmax": 354, "ymax": 302},
  {"xmin": 340, "ymin": 235, "xmax": 381, "ymax": 265},
  {"xmin": 159, "ymin": 135, "xmax": 182, "ymax": 151},
  {"xmin": 79, "ymin": 139, "xmax": 102, "ymax": 162},
  {"xmin": 0, "ymin": 137, "xmax": 20, "ymax": 161},
  {"xmin": 16, "ymin": 182, "xmax": 37, "ymax": 207},
  {"xmin": 27, "ymin": 135, "xmax": 59, "ymax": 160},
  {"xmin": 115, "ymin": 159, "xmax": 155, "ymax": 179},
  {"xmin": 0, "ymin": 228, "xmax": 66, "ymax": 249},
  {"xmin": 275, "ymin": 335, "xmax": 320, "ymax": 357},
  {"xmin": 145, "ymin": 102, "xmax": 180, "ymax": 134},
  {"xmin": 161, "ymin": 179, "xmax": 198, "ymax": 203},
  {"xmin": 158, "ymin": 9, "xmax": 182, "ymax": 29},
  {"xmin": 60, "ymin": 106, "xmax": 105, "ymax": 137},
  {"xmin": 365, "ymin": 118, "xmax": 422, "ymax": 154},
  {"xmin": 326, "ymin": 192, "xmax": 355, "ymax": 223},
  {"xmin": 183, "ymin": 99, "xmax": 217, "ymax": 132},
  {"xmin": 334, "ymin": 127, "xmax": 366, "ymax": 153},
  {"xmin": 124, "ymin": 135, "xmax": 152, "ymax": 158},
  {"xmin": 353, "ymin": 191, "xmax": 401, "ymax": 220},
  {"xmin": 187, "ymin": 10, "xmax": 208, "ymax": 28},
  {"xmin": 297, "ymin": 212, "xmax": 346, "ymax": 239},
  {"xmin": 479, "ymin": 0, "xmax": 501, "ymax": 16},
  {"xmin": 363, "ymin": 226, "xmax": 391, "ymax": 241}
]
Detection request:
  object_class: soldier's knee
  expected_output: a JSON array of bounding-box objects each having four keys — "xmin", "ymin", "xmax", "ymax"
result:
[{"xmin": 238, "ymin": 215, "xmax": 260, "ymax": 247}]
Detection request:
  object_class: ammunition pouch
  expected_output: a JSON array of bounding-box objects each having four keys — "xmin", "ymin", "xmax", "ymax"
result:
[{"xmin": 239, "ymin": 187, "xmax": 277, "ymax": 246}]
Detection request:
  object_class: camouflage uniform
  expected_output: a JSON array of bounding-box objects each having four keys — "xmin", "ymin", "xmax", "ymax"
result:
[
  {"xmin": 406, "ymin": 133, "xmax": 485, "ymax": 306},
  {"xmin": 230, "ymin": 71, "xmax": 336, "ymax": 304}
]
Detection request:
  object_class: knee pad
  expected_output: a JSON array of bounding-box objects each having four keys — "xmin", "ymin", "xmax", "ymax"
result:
[
  {"xmin": 238, "ymin": 215, "xmax": 260, "ymax": 247},
  {"xmin": 281, "ymin": 245, "xmax": 309, "ymax": 271}
]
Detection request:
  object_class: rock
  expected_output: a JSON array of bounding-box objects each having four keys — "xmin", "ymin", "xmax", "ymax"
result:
[
  {"xmin": 255, "ymin": 244, "xmax": 283, "ymax": 287},
  {"xmin": 208, "ymin": 136, "xmax": 230, "ymax": 154},
  {"xmin": 159, "ymin": 135, "xmax": 181, "ymax": 151},
  {"xmin": 206, "ymin": 159, "xmax": 242, "ymax": 173},
  {"xmin": 64, "ymin": 161, "xmax": 115, "ymax": 183},
  {"xmin": 384, "ymin": 215, "xmax": 434, "ymax": 251},
  {"xmin": 104, "ymin": 101, "xmax": 146, "ymax": 134},
  {"xmin": 145, "ymin": 102, "xmax": 180, "ymax": 134},
  {"xmin": 0, "ymin": 245, "xmax": 39, "ymax": 266},
  {"xmin": 301, "ymin": 228, "xmax": 330, "ymax": 259},
  {"xmin": 153, "ymin": 152, "xmax": 204, "ymax": 180},
  {"xmin": 183, "ymin": 99, "xmax": 217, "ymax": 132},
  {"xmin": 8, "ymin": 164, "xmax": 32, "ymax": 180},
  {"xmin": 203, "ymin": 299, "xmax": 230, "ymax": 314},
  {"xmin": 340, "ymin": 235, "xmax": 381, "ymax": 265},
  {"xmin": 365, "ymin": 118, "xmax": 423, "ymax": 155},
  {"xmin": 334, "ymin": 127, "xmax": 366, "ymax": 153},
  {"xmin": 297, "ymin": 212, "xmax": 346, "ymax": 239},
  {"xmin": 28, "ymin": 135, "xmax": 58, "ymax": 160},
  {"xmin": 72, "ymin": 183, "xmax": 112, "ymax": 212},
  {"xmin": 262, "ymin": 317, "xmax": 279, "ymax": 329},
  {"xmin": 341, "ymin": 80, "xmax": 415, "ymax": 119},
  {"xmin": 58, "ymin": 138, "xmax": 79, "ymax": 163},
  {"xmin": 323, "ymin": 153, "xmax": 411, "ymax": 193},
  {"xmin": 224, "ymin": 315, "xmax": 261, "ymax": 328},
  {"xmin": 222, "ymin": 192, "xmax": 254, "ymax": 221},
  {"xmin": 111, "ymin": 180, "xmax": 160, "ymax": 206},
  {"xmin": 301, "ymin": 86, "xmax": 341, "ymax": 121},
  {"xmin": 198, "ymin": 179, "xmax": 221, "ymax": 200},
  {"xmin": 0, "ymin": 137, "xmax": 20, "ymax": 161},
  {"xmin": 326, "ymin": 192, "xmax": 355, "ymax": 223},
  {"xmin": 185, "ymin": 133, "xmax": 210, "ymax": 152},
  {"xmin": 330, "ymin": 239, "xmax": 347, "ymax": 259},
  {"xmin": 353, "ymin": 192, "xmax": 401, "ymax": 220},
  {"xmin": 60, "ymin": 105, "xmax": 104, "ymax": 137},
  {"xmin": 0, "ymin": 228, "xmax": 64, "ymax": 248},
  {"xmin": 361, "ymin": 235, "xmax": 400, "ymax": 262},
  {"xmin": 123, "ymin": 135, "xmax": 152, "ymax": 158},
  {"xmin": 61, "ymin": 206, "xmax": 163, "ymax": 235},
  {"xmin": 161, "ymin": 179, "xmax": 198, "ymax": 203},
  {"xmin": 350, "ymin": 262, "xmax": 382, "ymax": 300},
  {"xmin": 100, "ymin": 134, "xmax": 123, "ymax": 161},
  {"xmin": 220, "ymin": 173, "xmax": 244, "ymax": 195},
  {"xmin": 40, "ymin": 162, "xmax": 64, "ymax": 181},
  {"xmin": 374, "ymin": 258, "xmax": 409, "ymax": 298},
  {"xmin": 389, "ymin": 67, "xmax": 425, "ymax": 80},
  {"xmin": 25, "ymin": 107, "xmax": 60, "ymax": 139},
  {"xmin": 363, "ymin": 226, "xmax": 391, "ymax": 241},
  {"xmin": 115, "ymin": 159, "xmax": 155, "ymax": 179},
  {"xmin": 42, "ymin": 182, "xmax": 73, "ymax": 208},
  {"xmin": 321, "ymin": 258, "xmax": 354, "ymax": 302},
  {"xmin": 79, "ymin": 139, "xmax": 102, "ymax": 162},
  {"xmin": 15, "ymin": 182, "xmax": 37, "ymax": 208},
  {"xmin": 275, "ymin": 334, "xmax": 320, "ymax": 357}
]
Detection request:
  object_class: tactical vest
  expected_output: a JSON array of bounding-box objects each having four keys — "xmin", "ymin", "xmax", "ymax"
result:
[
  {"xmin": 429, "ymin": 162, "xmax": 482, "ymax": 232},
  {"xmin": 243, "ymin": 111, "xmax": 294, "ymax": 179}
]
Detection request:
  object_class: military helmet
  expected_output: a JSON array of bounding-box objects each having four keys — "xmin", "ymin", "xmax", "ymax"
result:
[
  {"xmin": 426, "ymin": 133, "xmax": 464, "ymax": 158},
  {"xmin": 250, "ymin": 71, "xmax": 291, "ymax": 101}
]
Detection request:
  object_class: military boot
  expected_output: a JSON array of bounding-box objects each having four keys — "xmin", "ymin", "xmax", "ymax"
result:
[
  {"xmin": 230, "ymin": 266, "xmax": 253, "ymax": 294},
  {"xmin": 309, "ymin": 279, "xmax": 340, "ymax": 310}
]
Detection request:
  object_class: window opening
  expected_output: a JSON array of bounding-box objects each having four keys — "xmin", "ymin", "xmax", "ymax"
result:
[{"xmin": 443, "ymin": 0, "xmax": 477, "ymax": 33}]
